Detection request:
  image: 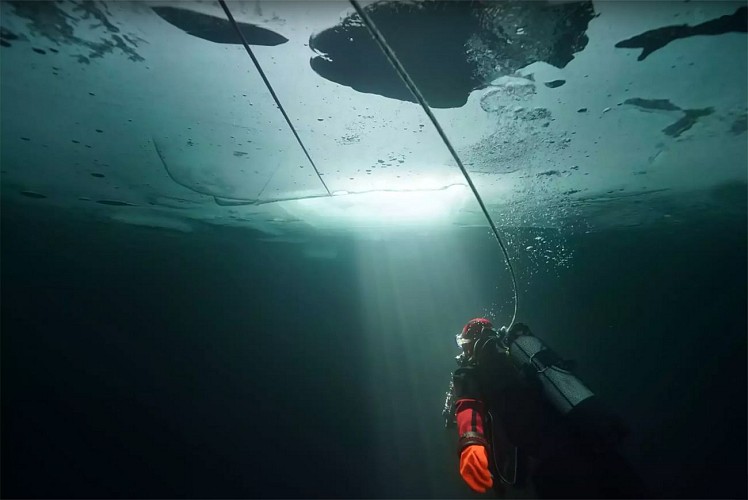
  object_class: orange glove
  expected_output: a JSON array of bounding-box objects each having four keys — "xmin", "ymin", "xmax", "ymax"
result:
[{"xmin": 459, "ymin": 444, "xmax": 493, "ymax": 493}]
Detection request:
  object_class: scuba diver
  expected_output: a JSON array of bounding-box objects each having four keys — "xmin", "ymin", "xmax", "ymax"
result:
[{"xmin": 442, "ymin": 318, "xmax": 647, "ymax": 498}]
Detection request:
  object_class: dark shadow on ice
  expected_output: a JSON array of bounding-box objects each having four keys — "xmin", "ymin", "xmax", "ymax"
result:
[
  {"xmin": 151, "ymin": 6, "xmax": 287, "ymax": 46},
  {"xmin": 309, "ymin": 1, "xmax": 595, "ymax": 108},
  {"xmin": 623, "ymin": 98, "xmax": 714, "ymax": 138},
  {"xmin": 544, "ymin": 79, "xmax": 566, "ymax": 89},
  {"xmin": 7, "ymin": 1, "xmax": 144, "ymax": 62},
  {"xmin": 662, "ymin": 108, "xmax": 714, "ymax": 137},
  {"xmin": 623, "ymin": 98, "xmax": 680, "ymax": 112},
  {"xmin": 615, "ymin": 6, "xmax": 747, "ymax": 61}
]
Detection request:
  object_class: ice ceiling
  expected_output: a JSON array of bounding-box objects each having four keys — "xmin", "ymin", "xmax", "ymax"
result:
[{"xmin": 1, "ymin": 0, "xmax": 746, "ymax": 236}]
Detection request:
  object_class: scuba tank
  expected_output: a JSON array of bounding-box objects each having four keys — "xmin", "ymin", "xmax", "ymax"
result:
[
  {"xmin": 502, "ymin": 323, "xmax": 593, "ymax": 415},
  {"xmin": 499, "ymin": 323, "xmax": 629, "ymax": 451}
]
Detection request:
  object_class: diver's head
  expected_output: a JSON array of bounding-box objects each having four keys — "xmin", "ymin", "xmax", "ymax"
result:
[{"xmin": 456, "ymin": 317, "xmax": 493, "ymax": 357}]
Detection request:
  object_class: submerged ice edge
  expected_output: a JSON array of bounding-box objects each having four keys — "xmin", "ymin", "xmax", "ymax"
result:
[{"xmin": 219, "ymin": 183, "xmax": 471, "ymax": 206}]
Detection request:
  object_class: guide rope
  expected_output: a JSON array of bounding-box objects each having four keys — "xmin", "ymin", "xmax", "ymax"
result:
[
  {"xmin": 218, "ymin": 0, "xmax": 331, "ymax": 196},
  {"xmin": 349, "ymin": 0, "xmax": 518, "ymax": 329}
]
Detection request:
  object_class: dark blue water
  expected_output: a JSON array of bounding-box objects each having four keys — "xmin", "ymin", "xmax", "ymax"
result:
[{"xmin": 2, "ymin": 200, "xmax": 745, "ymax": 498}]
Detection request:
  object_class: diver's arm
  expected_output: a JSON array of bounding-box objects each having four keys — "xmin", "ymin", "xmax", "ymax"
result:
[
  {"xmin": 455, "ymin": 398, "xmax": 489, "ymax": 446},
  {"xmin": 453, "ymin": 367, "xmax": 494, "ymax": 493},
  {"xmin": 453, "ymin": 367, "xmax": 489, "ymax": 447}
]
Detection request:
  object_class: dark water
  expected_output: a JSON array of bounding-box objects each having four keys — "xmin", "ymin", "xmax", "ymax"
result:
[{"xmin": 2, "ymin": 201, "xmax": 746, "ymax": 499}]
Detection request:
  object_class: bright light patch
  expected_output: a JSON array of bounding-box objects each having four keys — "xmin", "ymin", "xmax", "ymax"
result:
[{"xmin": 282, "ymin": 184, "xmax": 470, "ymax": 229}]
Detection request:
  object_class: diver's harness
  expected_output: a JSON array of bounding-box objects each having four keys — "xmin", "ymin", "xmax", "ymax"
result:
[{"xmin": 442, "ymin": 323, "xmax": 628, "ymax": 485}]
